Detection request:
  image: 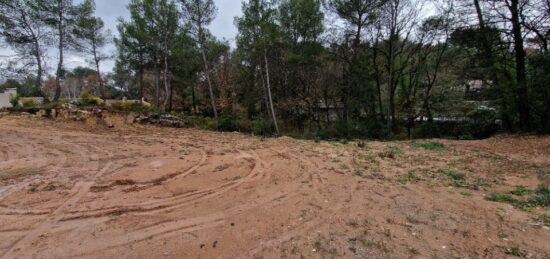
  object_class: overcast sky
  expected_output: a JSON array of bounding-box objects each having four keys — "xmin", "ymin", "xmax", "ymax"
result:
[{"xmin": 1, "ymin": 0, "xmax": 243, "ymax": 75}]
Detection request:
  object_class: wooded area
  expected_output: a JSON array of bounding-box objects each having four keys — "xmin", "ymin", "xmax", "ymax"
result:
[{"xmin": 1, "ymin": 0, "xmax": 549, "ymax": 139}]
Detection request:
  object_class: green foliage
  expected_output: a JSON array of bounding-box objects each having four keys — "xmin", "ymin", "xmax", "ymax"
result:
[
  {"xmin": 111, "ymin": 102, "xmax": 154, "ymax": 113},
  {"xmin": 465, "ymin": 107, "xmax": 500, "ymax": 138},
  {"xmin": 528, "ymin": 186, "xmax": 550, "ymax": 207},
  {"xmin": 510, "ymin": 186, "xmax": 531, "ymax": 196},
  {"xmin": 21, "ymin": 99, "xmax": 36, "ymax": 108},
  {"xmin": 9, "ymin": 95, "xmax": 19, "ymax": 108},
  {"xmin": 378, "ymin": 144, "xmax": 402, "ymax": 159},
  {"xmin": 487, "ymin": 185, "xmax": 550, "ymax": 209},
  {"xmin": 399, "ymin": 172, "xmax": 421, "ymax": 184},
  {"xmin": 486, "ymin": 193, "xmax": 517, "ymax": 204},
  {"xmin": 506, "ymin": 246, "xmax": 527, "ymax": 257},
  {"xmin": 411, "ymin": 141, "xmax": 446, "ymax": 150},
  {"xmin": 528, "ymin": 53, "xmax": 550, "ymax": 134},
  {"xmin": 188, "ymin": 116, "xmax": 216, "ymax": 130},
  {"xmin": 218, "ymin": 114, "xmax": 240, "ymax": 132},
  {"xmin": 442, "ymin": 169, "xmax": 465, "ymax": 181},
  {"xmin": 79, "ymin": 91, "xmax": 102, "ymax": 106}
]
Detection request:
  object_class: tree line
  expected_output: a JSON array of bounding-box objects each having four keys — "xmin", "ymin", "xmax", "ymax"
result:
[{"xmin": 1, "ymin": 0, "xmax": 549, "ymax": 138}]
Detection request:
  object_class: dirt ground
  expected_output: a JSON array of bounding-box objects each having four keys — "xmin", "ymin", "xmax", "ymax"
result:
[{"xmin": 0, "ymin": 114, "xmax": 549, "ymax": 258}]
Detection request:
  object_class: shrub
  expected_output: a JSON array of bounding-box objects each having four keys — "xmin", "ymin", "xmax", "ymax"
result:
[
  {"xmin": 9, "ymin": 95, "xmax": 19, "ymax": 107},
  {"xmin": 79, "ymin": 91, "xmax": 102, "ymax": 106},
  {"xmin": 378, "ymin": 144, "xmax": 402, "ymax": 159},
  {"xmin": 21, "ymin": 99, "xmax": 36, "ymax": 107},
  {"xmin": 528, "ymin": 185, "xmax": 550, "ymax": 207},
  {"xmin": 250, "ymin": 118, "xmax": 274, "ymax": 136},
  {"xmin": 218, "ymin": 114, "xmax": 239, "ymax": 132},
  {"xmin": 188, "ymin": 116, "xmax": 216, "ymax": 130},
  {"xmin": 464, "ymin": 107, "xmax": 500, "ymax": 138},
  {"xmin": 111, "ymin": 101, "xmax": 154, "ymax": 113}
]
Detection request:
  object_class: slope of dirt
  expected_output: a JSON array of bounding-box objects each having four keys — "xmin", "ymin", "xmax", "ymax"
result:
[{"xmin": 0, "ymin": 115, "xmax": 548, "ymax": 258}]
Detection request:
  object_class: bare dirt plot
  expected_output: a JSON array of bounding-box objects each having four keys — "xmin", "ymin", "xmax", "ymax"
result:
[{"xmin": 0, "ymin": 115, "xmax": 549, "ymax": 258}]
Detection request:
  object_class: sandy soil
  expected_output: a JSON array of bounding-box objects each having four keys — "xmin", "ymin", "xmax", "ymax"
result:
[{"xmin": 0, "ymin": 115, "xmax": 549, "ymax": 258}]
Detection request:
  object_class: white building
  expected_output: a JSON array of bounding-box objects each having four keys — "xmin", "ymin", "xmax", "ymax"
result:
[{"xmin": 0, "ymin": 88, "xmax": 17, "ymax": 108}]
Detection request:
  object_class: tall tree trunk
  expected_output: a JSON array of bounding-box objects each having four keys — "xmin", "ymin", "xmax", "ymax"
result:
[
  {"xmin": 200, "ymin": 46, "xmax": 218, "ymax": 121},
  {"xmin": 387, "ymin": 31, "xmax": 396, "ymax": 135},
  {"xmin": 168, "ymin": 78, "xmax": 173, "ymax": 112},
  {"xmin": 373, "ymin": 35, "xmax": 385, "ymax": 121},
  {"xmin": 163, "ymin": 52, "xmax": 170, "ymax": 111},
  {"xmin": 191, "ymin": 83, "xmax": 197, "ymax": 114},
  {"xmin": 258, "ymin": 67, "xmax": 271, "ymax": 117},
  {"xmin": 139, "ymin": 66, "xmax": 144, "ymax": 101},
  {"xmin": 54, "ymin": 6, "xmax": 64, "ymax": 101},
  {"xmin": 92, "ymin": 41, "xmax": 103, "ymax": 98},
  {"xmin": 34, "ymin": 48, "xmax": 43, "ymax": 95},
  {"xmin": 510, "ymin": 0, "xmax": 531, "ymax": 131},
  {"xmin": 263, "ymin": 47, "xmax": 279, "ymax": 135},
  {"xmin": 154, "ymin": 57, "xmax": 160, "ymax": 107}
]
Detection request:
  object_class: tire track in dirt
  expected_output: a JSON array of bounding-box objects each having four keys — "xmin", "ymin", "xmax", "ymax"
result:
[
  {"xmin": 0, "ymin": 128, "xmax": 116, "ymax": 257},
  {"xmin": 60, "ymin": 149, "xmax": 261, "ymax": 220},
  {"xmin": 47, "ymin": 148, "xmax": 304, "ymax": 256},
  {"xmin": 244, "ymin": 146, "xmax": 359, "ymax": 257},
  {"xmin": 77, "ymin": 148, "xmax": 316, "ymax": 256},
  {"xmin": 1, "ymin": 162, "xmax": 114, "ymax": 258}
]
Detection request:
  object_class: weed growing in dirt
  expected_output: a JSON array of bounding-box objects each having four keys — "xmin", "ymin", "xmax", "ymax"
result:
[
  {"xmin": 460, "ymin": 191, "xmax": 473, "ymax": 197},
  {"xmin": 437, "ymin": 169, "xmax": 465, "ymax": 181},
  {"xmin": 510, "ymin": 186, "xmax": 531, "ymax": 196},
  {"xmin": 378, "ymin": 144, "xmax": 402, "ymax": 159},
  {"xmin": 411, "ymin": 141, "xmax": 446, "ymax": 150},
  {"xmin": 527, "ymin": 185, "xmax": 550, "ymax": 207},
  {"xmin": 506, "ymin": 246, "xmax": 527, "ymax": 257},
  {"xmin": 487, "ymin": 193, "xmax": 517, "ymax": 204},
  {"xmin": 535, "ymin": 167, "xmax": 549, "ymax": 176},
  {"xmin": 486, "ymin": 185, "xmax": 550, "ymax": 209},
  {"xmin": 534, "ymin": 213, "xmax": 550, "ymax": 227},
  {"xmin": 399, "ymin": 172, "xmax": 421, "ymax": 184}
]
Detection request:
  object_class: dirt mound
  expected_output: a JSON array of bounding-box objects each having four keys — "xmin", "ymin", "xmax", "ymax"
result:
[{"xmin": 0, "ymin": 115, "xmax": 548, "ymax": 258}]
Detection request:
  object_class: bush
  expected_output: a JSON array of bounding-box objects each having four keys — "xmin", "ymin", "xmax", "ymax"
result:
[
  {"xmin": 218, "ymin": 114, "xmax": 239, "ymax": 132},
  {"xmin": 79, "ymin": 91, "xmax": 102, "ymax": 106},
  {"xmin": 188, "ymin": 116, "xmax": 216, "ymax": 130},
  {"xmin": 9, "ymin": 95, "xmax": 19, "ymax": 107},
  {"xmin": 529, "ymin": 185, "xmax": 550, "ymax": 207},
  {"xmin": 250, "ymin": 118, "xmax": 274, "ymax": 136},
  {"xmin": 21, "ymin": 99, "xmax": 36, "ymax": 108},
  {"xmin": 111, "ymin": 101, "xmax": 154, "ymax": 113},
  {"xmin": 528, "ymin": 53, "xmax": 550, "ymax": 134},
  {"xmin": 464, "ymin": 107, "xmax": 500, "ymax": 138}
]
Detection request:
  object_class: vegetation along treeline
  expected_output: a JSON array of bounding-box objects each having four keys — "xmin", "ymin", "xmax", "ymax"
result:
[{"xmin": 1, "ymin": 0, "xmax": 549, "ymax": 139}]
